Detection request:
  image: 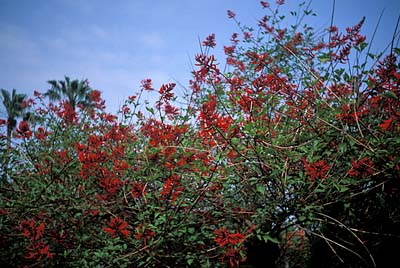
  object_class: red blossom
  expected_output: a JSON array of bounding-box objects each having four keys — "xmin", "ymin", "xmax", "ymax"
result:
[
  {"xmin": 348, "ymin": 158, "xmax": 375, "ymax": 178},
  {"xmin": 243, "ymin": 31, "xmax": 252, "ymax": 40},
  {"xmin": 304, "ymin": 159, "xmax": 329, "ymax": 181},
  {"xmin": 160, "ymin": 175, "xmax": 184, "ymax": 203},
  {"xmin": 379, "ymin": 116, "xmax": 398, "ymax": 132},
  {"xmin": 202, "ymin": 33, "xmax": 216, "ymax": 48},
  {"xmin": 159, "ymin": 83, "xmax": 176, "ymax": 101},
  {"xmin": 103, "ymin": 217, "xmax": 130, "ymax": 238},
  {"xmin": 141, "ymin": 78, "xmax": 153, "ymax": 91},
  {"xmin": 224, "ymin": 45, "xmax": 235, "ymax": 56},
  {"xmin": 227, "ymin": 10, "xmax": 236, "ymax": 19},
  {"xmin": 258, "ymin": 15, "xmax": 274, "ymax": 33},
  {"xmin": 19, "ymin": 219, "xmax": 54, "ymax": 260},
  {"xmin": 122, "ymin": 105, "xmax": 130, "ymax": 114},
  {"xmin": 57, "ymin": 102, "xmax": 77, "ymax": 124},
  {"xmin": 214, "ymin": 227, "xmax": 247, "ymax": 247},
  {"xmin": 260, "ymin": 1, "xmax": 270, "ymax": 8},
  {"xmin": 89, "ymin": 89, "xmax": 102, "ymax": 103},
  {"xmin": 22, "ymin": 98, "xmax": 36, "ymax": 108},
  {"xmin": 230, "ymin": 33, "xmax": 239, "ymax": 44},
  {"xmin": 34, "ymin": 127, "xmax": 50, "ymax": 140},
  {"xmin": 17, "ymin": 120, "xmax": 32, "ymax": 138},
  {"xmin": 194, "ymin": 54, "xmax": 219, "ymax": 82},
  {"xmin": 131, "ymin": 182, "xmax": 146, "ymax": 198},
  {"xmin": 98, "ymin": 176, "xmax": 123, "ymax": 196},
  {"xmin": 135, "ymin": 224, "xmax": 155, "ymax": 244},
  {"xmin": 24, "ymin": 241, "xmax": 54, "ymax": 260},
  {"xmin": 328, "ymin": 25, "xmax": 338, "ymax": 33}
]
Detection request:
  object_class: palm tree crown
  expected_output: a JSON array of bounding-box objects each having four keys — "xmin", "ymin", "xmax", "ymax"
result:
[
  {"xmin": 1, "ymin": 88, "xmax": 27, "ymax": 130},
  {"xmin": 45, "ymin": 76, "xmax": 94, "ymax": 111},
  {"xmin": 1, "ymin": 89, "xmax": 27, "ymax": 178}
]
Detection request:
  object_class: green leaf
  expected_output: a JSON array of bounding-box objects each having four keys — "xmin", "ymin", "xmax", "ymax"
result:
[
  {"xmin": 145, "ymin": 106, "xmax": 154, "ymax": 114},
  {"xmin": 339, "ymin": 143, "xmax": 347, "ymax": 153},
  {"xmin": 263, "ymin": 234, "xmax": 279, "ymax": 244},
  {"xmin": 393, "ymin": 47, "xmax": 400, "ymax": 55},
  {"xmin": 298, "ymin": 215, "xmax": 306, "ymax": 222},
  {"xmin": 256, "ymin": 185, "xmax": 265, "ymax": 195},
  {"xmin": 318, "ymin": 54, "xmax": 331, "ymax": 63},
  {"xmin": 384, "ymin": 91, "xmax": 398, "ymax": 100}
]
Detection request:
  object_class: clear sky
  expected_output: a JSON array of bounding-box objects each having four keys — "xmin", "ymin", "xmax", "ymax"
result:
[{"xmin": 0, "ymin": 0, "xmax": 399, "ymax": 114}]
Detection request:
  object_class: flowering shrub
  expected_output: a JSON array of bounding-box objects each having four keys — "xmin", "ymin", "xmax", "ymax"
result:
[{"xmin": 1, "ymin": 1, "xmax": 399, "ymax": 267}]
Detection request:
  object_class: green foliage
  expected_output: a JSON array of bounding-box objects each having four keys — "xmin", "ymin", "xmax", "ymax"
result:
[{"xmin": 1, "ymin": 1, "xmax": 399, "ymax": 268}]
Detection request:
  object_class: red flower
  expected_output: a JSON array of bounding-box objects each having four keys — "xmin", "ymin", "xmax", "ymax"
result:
[
  {"xmin": 90, "ymin": 90, "xmax": 101, "ymax": 101},
  {"xmin": 20, "ymin": 219, "xmax": 40, "ymax": 240},
  {"xmin": 348, "ymin": 158, "xmax": 374, "ymax": 178},
  {"xmin": 135, "ymin": 224, "xmax": 156, "ymax": 244},
  {"xmin": 227, "ymin": 10, "xmax": 236, "ymax": 19},
  {"xmin": 379, "ymin": 116, "xmax": 395, "ymax": 132},
  {"xmin": 276, "ymin": 0, "xmax": 285, "ymax": 5},
  {"xmin": 131, "ymin": 182, "xmax": 146, "ymax": 198},
  {"xmin": 202, "ymin": 33, "xmax": 216, "ymax": 48},
  {"xmin": 158, "ymin": 83, "xmax": 176, "ymax": 101},
  {"xmin": 260, "ymin": 1, "xmax": 269, "ymax": 8},
  {"xmin": 328, "ymin": 26, "xmax": 338, "ymax": 33},
  {"xmin": 214, "ymin": 227, "xmax": 246, "ymax": 247},
  {"xmin": 141, "ymin": 78, "xmax": 153, "ymax": 91},
  {"xmin": 98, "ymin": 176, "xmax": 123, "ymax": 195},
  {"xmin": 104, "ymin": 217, "xmax": 130, "ymax": 239},
  {"xmin": 160, "ymin": 175, "xmax": 184, "ymax": 203},
  {"xmin": 24, "ymin": 241, "xmax": 54, "ymax": 260},
  {"xmin": 304, "ymin": 159, "xmax": 329, "ymax": 181},
  {"xmin": 34, "ymin": 90, "xmax": 42, "ymax": 97},
  {"xmin": 19, "ymin": 219, "xmax": 54, "ymax": 260},
  {"xmin": 34, "ymin": 127, "xmax": 50, "ymax": 141},
  {"xmin": 17, "ymin": 120, "xmax": 32, "ymax": 138},
  {"xmin": 57, "ymin": 102, "xmax": 77, "ymax": 124},
  {"xmin": 243, "ymin": 31, "xmax": 252, "ymax": 40},
  {"xmin": 224, "ymin": 45, "xmax": 235, "ymax": 56}
]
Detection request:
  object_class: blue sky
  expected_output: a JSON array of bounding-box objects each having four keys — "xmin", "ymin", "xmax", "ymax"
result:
[{"xmin": 0, "ymin": 0, "xmax": 399, "ymax": 114}]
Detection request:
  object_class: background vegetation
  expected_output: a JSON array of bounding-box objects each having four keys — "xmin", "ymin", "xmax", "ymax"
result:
[{"xmin": 1, "ymin": 1, "xmax": 399, "ymax": 267}]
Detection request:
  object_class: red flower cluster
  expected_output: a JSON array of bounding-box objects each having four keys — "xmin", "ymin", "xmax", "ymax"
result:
[
  {"xmin": 16, "ymin": 120, "xmax": 32, "ymax": 138},
  {"xmin": 260, "ymin": 1, "xmax": 269, "ymax": 8},
  {"xmin": 247, "ymin": 51, "xmax": 272, "ymax": 72},
  {"xmin": 214, "ymin": 227, "xmax": 247, "ymax": 267},
  {"xmin": 34, "ymin": 127, "xmax": 51, "ymax": 140},
  {"xmin": 304, "ymin": 159, "xmax": 329, "ymax": 181},
  {"xmin": 103, "ymin": 217, "xmax": 130, "ymax": 239},
  {"xmin": 141, "ymin": 78, "xmax": 153, "ymax": 91},
  {"xmin": 89, "ymin": 89, "xmax": 106, "ymax": 109},
  {"xmin": 227, "ymin": 10, "xmax": 236, "ymax": 19},
  {"xmin": 135, "ymin": 224, "xmax": 156, "ymax": 245},
  {"xmin": 19, "ymin": 219, "xmax": 54, "ymax": 260},
  {"xmin": 214, "ymin": 227, "xmax": 246, "ymax": 247},
  {"xmin": 202, "ymin": 34, "xmax": 216, "ymax": 48},
  {"xmin": 160, "ymin": 174, "xmax": 184, "ymax": 203},
  {"xmin": 141, "ymin": 118, "xmax": 187, "ymax": 147},
  {"xmin": 131, "ymin": 181, "xmax": 146, "ymax": 198},
  {"xmin": 348, "ymin": 158, "xmax": 375, "ymax": 178},
  {"xmin": 56, "ymin": 102, "xmax": 77, "ymax": 124}
]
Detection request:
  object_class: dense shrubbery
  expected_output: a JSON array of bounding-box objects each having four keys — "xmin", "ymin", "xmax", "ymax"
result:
[{"xmin": 1, "ymin": 1, "xmax": 399, "ymax": 267}]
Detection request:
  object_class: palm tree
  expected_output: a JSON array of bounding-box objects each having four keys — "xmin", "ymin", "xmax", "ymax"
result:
[
  {"xmin": 1, "ymin": 88, "xmax": 27, "ymax": 150},
  {"xmin": 45, "ymin": 76, "xmax": 94, "ymax": 111},
  {"xmin": 1, "ymin": 89, "xmax": 27, "ymax": 181}
]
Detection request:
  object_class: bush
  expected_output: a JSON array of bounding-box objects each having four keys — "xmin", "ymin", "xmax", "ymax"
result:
[{"xmin": 1, "ymin": 1, "xmax": 399, "ymax": 267}]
